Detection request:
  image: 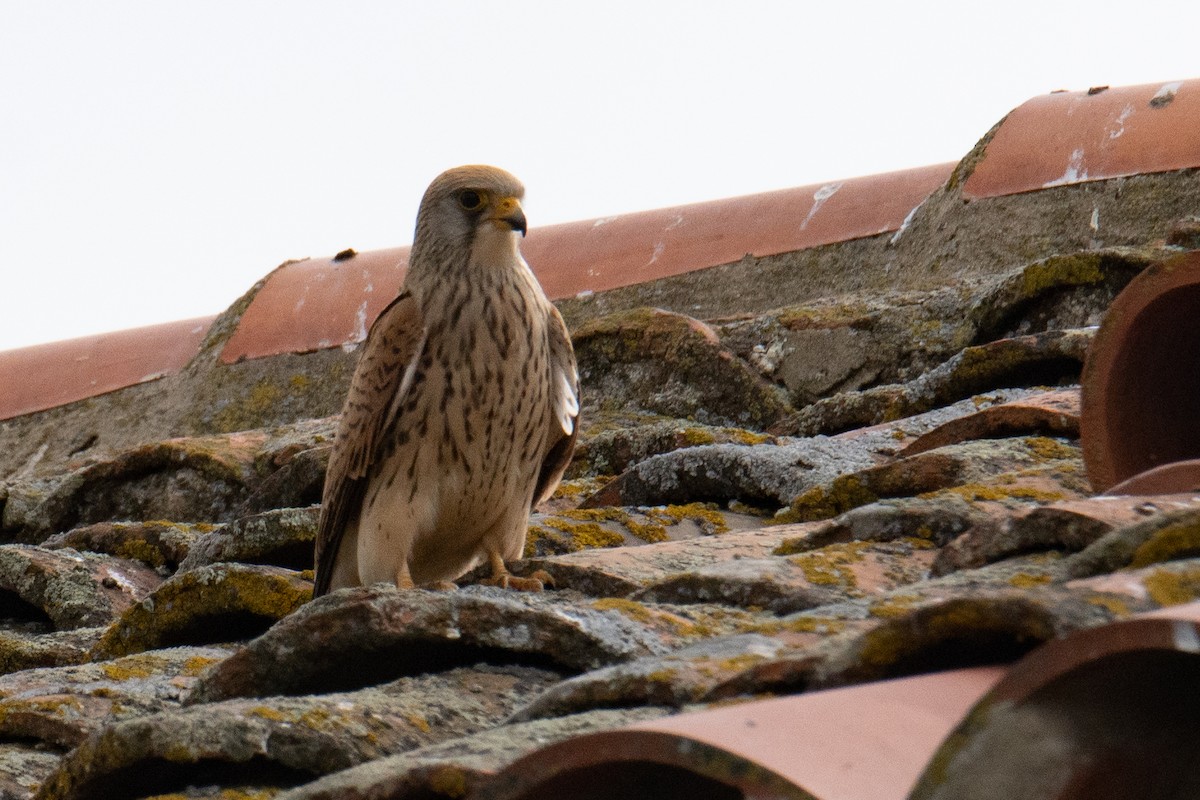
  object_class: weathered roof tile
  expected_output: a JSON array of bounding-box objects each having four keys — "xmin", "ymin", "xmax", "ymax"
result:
[
  {"xmin": 0, "ymin": 317, "xmax": 214, "ymax": 422},
  {"xmin": 963, "ymin": 80, "xmax": 1200, "ymax": 199}
]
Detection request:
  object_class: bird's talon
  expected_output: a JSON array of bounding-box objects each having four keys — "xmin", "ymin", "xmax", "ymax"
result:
[{"xmin": 422, "ymin": 580, "xmax": 459, "ymax": 591}]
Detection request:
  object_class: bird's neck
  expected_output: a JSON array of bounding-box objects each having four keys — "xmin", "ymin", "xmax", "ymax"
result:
[{"xmin": 406, "ymin": 229, "xmax": 535, "ymax": 301}]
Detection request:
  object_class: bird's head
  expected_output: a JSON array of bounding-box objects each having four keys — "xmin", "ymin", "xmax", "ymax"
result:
[{"xmin": 411, "ymin": 166, "xmax": 528, "ymax": 274}]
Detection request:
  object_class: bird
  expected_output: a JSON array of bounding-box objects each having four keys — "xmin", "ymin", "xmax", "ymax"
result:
[{"xmin": 312, "ymin": 165, "xmax": 579, "ymax": 597}]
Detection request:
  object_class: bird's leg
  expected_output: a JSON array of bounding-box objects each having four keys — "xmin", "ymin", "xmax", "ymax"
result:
[
  {"xmin": 480, "ymin": 550, "xmax": 554, "ymax": 592},
  {"xmin": 395, "ymin": 563, "xmax": 415, "ymax": 590},
  {"xmin": 397, "ymin": 561, "xmax": 456, "ymax": 592}
]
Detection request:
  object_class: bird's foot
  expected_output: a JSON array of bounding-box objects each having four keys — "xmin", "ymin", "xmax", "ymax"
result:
[
  {"xmin": 481, "ymin": 568, "xmax": 555, "ymax": 592},
  {"xmin": 420, "ymin": 580, "xmax": 459, "ymax": 592}
]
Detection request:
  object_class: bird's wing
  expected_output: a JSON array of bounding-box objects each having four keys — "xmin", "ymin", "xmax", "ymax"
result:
[
  {"xmin": 313, "ymin": 290, "xmax": 426, "ymax": 596},
  {"xmin": 532, "ymin": 305, "xmax": 580, "ymax": 508}
]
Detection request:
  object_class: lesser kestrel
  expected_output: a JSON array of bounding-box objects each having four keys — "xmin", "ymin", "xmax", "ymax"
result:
[{"xmin": 313, "ymin": 165, "xmax": 578, "ymax": 596}]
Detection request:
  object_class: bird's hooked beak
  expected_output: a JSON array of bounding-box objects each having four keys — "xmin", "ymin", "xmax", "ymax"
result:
[{"xmin": 488, "ymin": 196, "xmax": 527, "ymax": 238}]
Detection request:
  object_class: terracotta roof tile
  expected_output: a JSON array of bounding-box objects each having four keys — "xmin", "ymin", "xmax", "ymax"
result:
[
  {"xmin": 963, "ymin": 79, "xmax": 1200, "ymax": 199},
  {"xmin": 0, "ymin": 316, "xmax": 214, "ymax": 422},
  {"xmin": 217, "ymin": 165, "xmax": 951, "ymax": 364},
  {"xmin": 909, "ymin": 603, "xmax": 1200, "ymax": 799},
  {"xmin": 218, "ymin": 248, "xmax": 407, "ymax": 363},
  {"xmin": 1082, "ymin": 250, "xmax": 1200, "ymax": 491},
  {"xmin": 522, "ymin": 163, "xmax": 954, "ymax": 300},
  {"xmin": 483, "ymin": 667, "xmax": 1005, "ymax": 800}
]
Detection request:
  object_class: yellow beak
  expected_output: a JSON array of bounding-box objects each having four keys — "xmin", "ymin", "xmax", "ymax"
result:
[{"xmin": 488, "ymin": 196, "xmax": 527, "ymax": 237}]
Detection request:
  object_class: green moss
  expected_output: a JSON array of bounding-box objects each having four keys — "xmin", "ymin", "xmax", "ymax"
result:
[{"xmin": 1131, "ymin": 519, "xmax": 1200, "ymax": 568}]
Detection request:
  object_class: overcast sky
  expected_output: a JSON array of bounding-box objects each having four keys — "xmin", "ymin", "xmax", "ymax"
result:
[{"xmin": 2, "ymin": 1, "xmax": 1197, "ymax": 351}]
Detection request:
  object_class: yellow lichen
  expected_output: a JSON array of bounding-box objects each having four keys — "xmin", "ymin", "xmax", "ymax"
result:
[
  {"xmin": 729, "ymin": 429, "xmax": 771, "ymax": 446},
  {"xmin": 99, "ymin": 653, "xmax": 167, "ymax": 681},
  {"xmin": 428, "ymin": 765, "xmax": 471, "ymax": 798},
  {"xmin": 248, "ymin": 706, "xmax": 289, "ymax": 722},
  {"xmin": 180, "ymin": 656, "xmax": 221, "ymax": 676},
  {"xmin": 92, "ymin": 568, "xmax": 312, "ymax": 659},
  {"xmin": 777, "ymin": 302, "xmax": 872, "ymax": 331},
  {"xmin": 211, "ymin": 380, "xmax": 285, "ymax": 433},
  {"xmin": 748, "ymin": 615, "xmax": 846, "ymax": 635},
  {"xmin": 406, "ymin": 712, "xmax": 432, "ymax": 733},
  {"xmin": 857, "ymin": 601, "xmax": 1050, "ymax": 671},
  {"xmin": 789, "ymin": 541, "xmax": 870, "ymax": 589},
  {"xmin": 771, "ymin": 536, "xmax": 813, "ymax": 556},
  {"xmin": 1024, "ymin": 436, "xmax": 1079, "ymax": 461},
  {"xmin": 115, "ymin": 538, "xmax": 167, "ymax": 568},
  {"xmin": 933, "ymin": 483, "xmax": 1066, "ymax": 504},
  {"xmin": 590, "ymin": 598, "xmax": 706, "ymax": 636},
  {"xmin": 777, "ymin": 476, "xmax": 878, "ymax": 524},
  {"xmin": 592, "ymin": 597, "xmax": 655, "ymax": 624},
  {"xmin": 560, "ymin": 507, "xmax": 668, "ymax": 543},
  {"xmin": 1020, "ymin": 253, "xmax": 1105, "ymax": 296},
  {"xmin": 645, "ymin": 669, "xmax": 678, "ymax": 685},
  {"xmin": 680, "ymin": 428, "xmax": 718, "ymax": 446},
  {"xmin": 297, "ymin": 706, "xmax": 333, "ymax": 729},
  {"xmin": 1143, "ymin": 566, "xmax": 1200, "ymax": 607},
  {"xmin": 659, "ymin": 503, "xmax": 732, "ymax": 535},
  {"xmin": 542, "ymin": 518, "xmax": 626, "ymax": 550},
  {"xmin": 1130, "ymin": 519, "xmax": 1200, "ymax": 568},
  {"xmin": 1007, "ymin": 572, "xmax": 1052, "ymax": 589},
  {"xmin": 523, "ymin": 525, "xmax": 549, "ymax": 557},
  {"xmin": 868, "ymin": 594, "xmax": 920, "ymax": 619},
  {"xmin": 1086, "ymin": 594, "xmax": 1133, "ymax": 617}
]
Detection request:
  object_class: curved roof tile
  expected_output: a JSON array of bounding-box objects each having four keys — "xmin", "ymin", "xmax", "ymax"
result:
[
  {"xmin": 963, "ymin": 79, "xmax": 1200, "ymax": 199},
  {"xmin": 0, "ymin": 317, "xmax": 215, "ymax": 422},
  {"xmin": 481, "ymin": 667, "xmax": 1005, "ymax": 800},
  {"xmin": 217, "ymin": 164, "xmax": 952, "ymax": 363}
]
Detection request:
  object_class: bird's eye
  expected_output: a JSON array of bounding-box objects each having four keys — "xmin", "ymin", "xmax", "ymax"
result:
[{"xmin": 458, "ymin": 190, "xmax": 486, "ymax": 211}]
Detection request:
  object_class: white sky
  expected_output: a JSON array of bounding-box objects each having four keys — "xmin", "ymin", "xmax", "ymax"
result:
[{"xmin": 1, "ymin": 1, "xmax": 1197, "ymax": 352}]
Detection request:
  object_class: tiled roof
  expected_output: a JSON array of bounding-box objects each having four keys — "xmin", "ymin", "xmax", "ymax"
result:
[{"xmin": 1, "ymin": 78, "xmax": 1200, "ymax": 799}]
